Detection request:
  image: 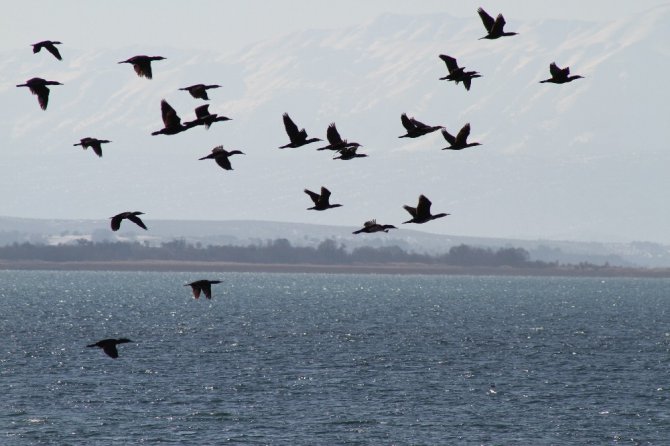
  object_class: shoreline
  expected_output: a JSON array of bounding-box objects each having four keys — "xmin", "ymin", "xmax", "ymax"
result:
[{"xmin": 1, "ymin": 260, "xmax": 670, "ymax": 278}]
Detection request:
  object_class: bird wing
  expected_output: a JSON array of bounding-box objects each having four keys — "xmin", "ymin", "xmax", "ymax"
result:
[
  {"xmin": 215, "ymin": 155, "xmax": 233, "ymax": 170},
  {"xmin": 304, "ymin": 189, "xmax": 320, "ymax": 205},
  {"xmin": 403, "ymin": 205, "xmax": 417, "ymax": 218},
  {"xmin": 202, "ymin": 283, "xmax": 213, "ymax": 299},
  {"xmin": 127, "ymin": 214, "xmax": 148, "ymax": 230},
  {"xmin": 490, "ymin": 14, "xmax": 507, "ymax": 36},
  {"xmin": 110, "ymin": 214, "xmax": 123, "ymax": 231},
  {"xmin": 320, "ymin": 187, "xmax": 331, "ymax": 201},
  {"xmin": 363, "ymin": 219, "xmax": 376, "ymax": 228},
  {"xmin": 327, "ymin": 123, "xmax": 344, "ymax": 145},
  {"xmin": 102, "ymin": 344, "xmax": 119, "ymax": 358},
  {"xmin": 194, "ymin": 104, "xmax": 211, "ymax": 119},
  {"xmin": 134, "ymin": 60, "xmax": 152, "ymax": 79},
  {"xmin": 189, "ymin": 283, "xmax": 202, "ymax": 299},
  {"xmin": 160, "ymin": 100, "xmax": 181, "ymax": 128},
  {"xmin": 477, "ymin": 7, "xmax": 495, "ymax": 31},
  {"xmin": 283, "ymin": 113, "xmax": 301, "ymax": 142},
  {"xmin": 45, "ymin": 43, "xmax": 62, "ymax": 60},
  {"xmin": 32, "ymin": 85, "xmax": 50, "ymax": 110},
  {"xmin": 441, "ymin": 128, "xmax": 456, "ymax": 145},
  {"xmin": 416, "ymin": 195, "xmax": 432, "ymax": 218},
  {"xmin": 439, "ymin": 54, "xmax": 459, "ymax": 74},
  {"xmin": 410, "ymin": 118, "xmax": 428, "ymax": 129},
  {"xmin": 463, "ymin": 77, "xmax": 472, "ymax": 91},
  {"xmin": 90, "ymin": 142, "xmax": 103, "ymax": 158},
  {"xmin": 549, "ymin": 62, "xmax": 562, "ymax": 78},
  {"xmin": 455, "ymin": 123, "xmax": 471, "ymax": 145},
  {"xmin": 400, "ymin": 113, "xmax": 416, "ymax": 131}
]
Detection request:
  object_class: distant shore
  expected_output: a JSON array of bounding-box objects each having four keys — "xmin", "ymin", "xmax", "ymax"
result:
[{"xmin": 1, "ymin": 260, "xmax": 670, "ymax": 278}]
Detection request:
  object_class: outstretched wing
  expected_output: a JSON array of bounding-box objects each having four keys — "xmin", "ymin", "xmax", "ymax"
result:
[
  {"xmin": 160, "ymin": 100, "xmax": 181, "ymax": 128},
  {"xmin": 439, "ymin": 54, "xmax": 459, "ymax": 74},
  {"xmin": 194, "ymin": 104, "xmax": 211, "ymax": 119},
  {"xmin": 320, "ymin": 187, "xmax": 331, "ymax": 201},
  {"xmin": 110, "ymin": 214, "xmax": 123, "ymax": 231},
  {"xmin": 304, "ymin": 189, "xmax": 320, "ymax": 205},
  {"xmin": 441, "ymin": 128, "xmax": 456, "ymax": 145},
  {"xmin": 215, "ymin": 155, "xmax": 233, "ymax": 170},
  {"xmin": 549, "ymin": 62, "xmax": 562, "ymax": 78},
  {"xmin": 45, "ymin": 43, "xmax": 62, "ymax": 60},
  {"xmin": 400, "ymin": 113, "xmax": 416, "ymax": 131},
  {"xmin": 127, "ymin": 214, "xmax": 148, "ymax": 230},
  {"xmin": 202, "ymin": 283, "xmax": 213, "ymax": 299},
  {"xmin": 283, "ymin": 113, "xmax": 301, "ymax": 142},
  {"xmin": 490, "ymin": 14, "xmax": 507, "ymax": 36},
  {"xmin": 403, "ymin": 205, "xmax": 417, "ymax": 218},
  {"xmin": 102, "ymin": 344, "xmax": 119, "ymax": 358},
  {"xmin": 410, "ymin": 117, "xmax": 428, "ymax": 129},
  {"xmin": 363, "ymin": 219, "xmax": 376, "ymax": 228},
  {"xmin": 326, "ymin": 123, "xmax": 344, "ymax": 145},
  {"xmin": 189, "ymin": 284, "xmax": 202, "ymax": 299},
  {"xmin": 455, "ymin": 123, "xmax": 471, "ymax": 145},
  {"xmin": 416, "ymin": 195, "xmax": 432, "ymax": 218},
  {"xmin": 477, "ymin": 7, "xmax": 495, "ymax": 31}
]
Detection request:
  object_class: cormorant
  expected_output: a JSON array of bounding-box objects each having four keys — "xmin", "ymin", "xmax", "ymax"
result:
[
  {"xmin": 198, "ymin": 146, "xmax": 245, "ymax": 170},
  {"xmin": 304, "ymin": 187, "xmax": 342, "ymax": 211},
  {"xmin": 16, "ymin": 77, "xmax": 63, "ymax": 110},
  {"xmin": 151, "ymin": 100, "xmax": 197, "ymax": 136},
  {"xmin": 353, "ymin": 219, "xmax": 397, "ymax": 234},
  {"xmin": 402, "ymin": 195, "xmax": 449, "ymax": 224},
  {"xmin": 540, "ymin": 62, "xmax": 584, "ymax": 84},
  {"xmin": 183, "ymin": 104, "xmax": 231, "ymax": 129},
  {"xmin": 118, "ymin": 55, "xmax": 166, "ymax": 79},
  {"xmin": 441, "ymin": 123, "xmax": 481, "ymax": 150},
  {"xmin": 73, "ymin": 137, "xmax": 111, "ymax": 158},
  {"xmin": 477, "ymin": 8, "xmax": 517, "ymax": 40},
  {"xmin": 399, "ymin": 113, "xmax": 444, "ymax": 138},
  {"xmin": 32, "ymin": 40, "xmax": 62, "ymax": 60},
  {"xmin": 87, "ymin": 338, "xmax": 132, "ymax": 359},
  {"xmin": 279, "ymin": 113, "xmax": 321, "ymax": 148},
  {"xmin": 317, "ymin": 123, "xmax": 361, "ymax": 151},
  {"xmin": 110, "ymin": 212, "xmax": 148, "ymax": 231},
  {"xmin": 185, "ymin": 280, "xmax": 222, "ymax": 299},
  {"xmin": 179, "ymin": 84, "xmax": 221, "ymax": 100},
  {"xmin": 333, "ymin": 146, "xmax": 368, "ymax": 160},
  {"xmin": 438, "ymin": 54, "xmax": 481, "ymax": 91}
]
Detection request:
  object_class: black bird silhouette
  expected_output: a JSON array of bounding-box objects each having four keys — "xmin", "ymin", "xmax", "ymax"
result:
[
  {"xmin": 317, "ymin": 123, "xmax": 361, "ymax": 151},
  {"xmin": 353, "ymin": 219, "xmax": 397, "ymax": 234},
  {"xmin": 304, "ymin": 187, "xmax": 342, "ymax": 211},
  {"xmin": 438, "ymin": 54, "xmax": 481, "ymax": 91},
  {"xmin": 32, "ymin": 40, "xmax": 62, "ymax": 60},
  {"xmin": 333, "ymin": 146, "xmax": 368, "ymax": 160},
  {"xmin": 185, "ymin": 280, "xmax": 222, "ymax": 299},
  {"xmin": 441, "ymin": 123, "xmax": 481, "ymax": 151},
  {"xmin": 540, "ymin": 62, "xmax": 584, "ymax": 84},
  {"xmin": 183, "ymin": 104, "xmax": 231, "ymax": 129},
  {"xmin": 151, "ymin": 100, "xmax": 197, "ymax": 136},
  {"xmin": 477, "ymin": 7, "xmax": 517, "ymax": 40},
  {"xmin": 399, "ymin": 113, "xmax": 444, "ymax": 138},
  {"xmin": 110, "ymin": 212, "xmax": 147, "ymax": 231},
  {"xmin": 280, "ymin": 113, "xmax": 322, "ymax": 148},
  {"xmin": 73, "ymin": 137, "xmax": 111, "ymax": 158},
  {"xmin": 403, "ymin": 195, "xmax": 449, "ymax": 224},
  {"xmin": 87, "ymin": 338, "xmax": 132, "ymax": 359},
  {"xmin": 179, "ymin": 84, "xmax": 221, "ymax": 100},
  {"xmin": 198, "ymin": 146, "xmax": 245, "ymax": 170},
  {"xmin": 16, "ymin": 77, "xmax": 63, "ymax": 110},
  {"xmin": 118, "ymin": 55, "xmax": 165, "ymax": 79}
]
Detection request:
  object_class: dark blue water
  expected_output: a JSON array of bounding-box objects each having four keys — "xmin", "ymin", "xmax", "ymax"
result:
[{"xmin": 1, "ymin": 271, "xmax": 669, "ymax": 445}]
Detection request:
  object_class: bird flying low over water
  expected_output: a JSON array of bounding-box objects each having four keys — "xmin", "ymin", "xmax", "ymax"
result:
[
  {"xmin": 179, "ymin": 84, "xmax": 221, "ymax": 100},
  {"xmin": 110, "ymin": 212, "xmax": 147, "ymax": 231},
  {"xmin": 87, "ymin": 338, "xmax": 132, "ymax": 358},
  {"xmin": 198, "ymin": 146, "xmax": 245, "ymax": 170},
  {"xmin": 353, "ymin": 219, "xmax": 397, "ymax": 234},
  {"xmin": 399, "ymin": 113, "xmax": 444, "ymax": 138},
  {"xmin": 304, "ymin": 187, "xmax": 342, "ymax": 211},
  {"xmin": 477, "ymin": 7, "xmax": 517, "ymax": 40},
  {"xmin": 540, "ymin": 63, "xmax": 584, "ymax": 84},
  {"xmin": 151, "ymin": 100, "xmax": 197, "ymax": 136},
  {"xmin": 279, "ymin": 113, "xmax": 322, "ymax": 148},
  {"xmin": 438, "ymin": 54, "xmax": 481, "ymax": 91},
  {"xmin": 73, "ymin": 137, "xmax": 111, "ymax": 158},
  {"xmin": 183, "ymin": 104, "xmax": 231, "ymax": 129},
  {"xmin": 403, "ymin": 195, "xmax": 449, "ymax": 224},
  {"xmin": 441, "ymin": 123, "xmax": 481, "ymax": 151},
  {"xmin": 118, "ymin": 55, "xmax": 165, "ymax": 79},
  {"xmin": 16, "ymin": 77, "xmax": 63, "ymax": 110},
  {"xmin": 317, "ymin": 123, "xmax": 361, "ymax": 151},
  {"xmin": 185, "ymin": 280, "xmax": 222, "ymax": 299},
  {"xmin": 333, "ymin": 146, "xmax": 368, "ymax": 160},
  {"xmin": 31, "ymin": 40, "xmax": 62, "ymax": 60}
]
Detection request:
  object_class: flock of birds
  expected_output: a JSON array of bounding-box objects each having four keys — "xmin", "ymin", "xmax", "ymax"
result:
[{"xmin": 17, "ymin": 7, "xmax": 584, "ymax": 358}]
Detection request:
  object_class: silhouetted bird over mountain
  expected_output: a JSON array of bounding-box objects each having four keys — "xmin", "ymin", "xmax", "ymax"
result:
[
  {"xmin": 540, "ymin": 62, "xmax": 584, "ymax": 84},
  {"xmin": 32, "ymin": 40, "xmax": 62, "ymax": 60},
  {"xmin": 441, "ymin": 123, "xmax": 481, "ymax": 151},
  {"xmin": 185, "ymin": 280, "xmax": 222, "ymax": 299},
  {"xmin": 280, "ymin": 113, "xmax": 322, "ymax": 148},
  {"xmin": 87, "ymin": 338, "xmax": 132, "ymax": 359},
  {"xmin": 16, "ymin": 77, "xmax": 63, "ymax": 110},
  {"xmin": 317, "ymin": 123, "xmax": 361, "ymax": 151},
  {"xmin": 333, "ymin": 146, "xmax": 368, "ymax": 160},
  {"xmin": 438, "ymin": 54, "xmax": 481, "ymax": 91},
  {"xmin": 73, "ymin": 137, "xmax": 111, "ymax": 158},
  {"xmin": 118, "ymin": 55, "xmax": 165, "ymax": 79},
  {"xmin": 198, "ymin": 146, "xmax": 245, "ymax": 170},
  {"xmin": 304, "ymin": 187, "xmax": 342, "ymax": 211},
  {"xmin": 403, "ymin": 195, "xmax": 449, "ymax": 224},
  {"xmin": 353, "ymin": 219, "xmax": 397, "ymax": 234},
  {"xmin": 179, "ymin": 84, "xmax": 221, "ymax": 100},
  {"xmin": 110, "ymin": 212, "xmax": 147, "ymax": 231},
  {"xmin": 151, "ymin": 100, "xmax": 197, "ymax": 136},
  {"xmin": 399, "ymin": 113, "xmax": 444, "ymax": 138},
  {"xmin": 184, "ymin": 104, "xmax": 231, "ymax": 129},
  {"xmin": 477, "ymin": 7, "xmax": 517, "ymax": 40}
]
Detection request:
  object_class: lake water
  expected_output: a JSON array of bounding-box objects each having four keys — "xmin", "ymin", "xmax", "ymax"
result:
[{"xmin": 1, "ymin": 271, "xmax": 669, "ymax": 445}]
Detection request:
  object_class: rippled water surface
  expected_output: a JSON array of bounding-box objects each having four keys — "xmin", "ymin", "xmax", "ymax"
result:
[{"xmin": 1, "ymin": 271, "xmax": 669, "ymax": 444}]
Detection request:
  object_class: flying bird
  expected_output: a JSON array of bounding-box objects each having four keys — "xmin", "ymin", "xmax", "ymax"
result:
[
  {"xmin": 399, "ymin": 113, "xmax": 444, "ymax": 138},
  {"xmin": 403, "ymin": 195, "xmax": 449, "ymax": 224},
  {"xmin": 118, "ymin": 55, "xmax": 166, "ymax": 79},
  {"xmin": 279, "ymin": 113, "xmax": 322, "ymax": 148},
  {"xmin": 441, "ymin": 123, "xmax": 481, "ymax": 151},
  {"xmin": 110, "ymin": 212, "xmax": 147, "ymax": 231},
  {"xmin": 317, "ymin": 123, "xmax": 361, "ymax": 151},
  {"xmin": 87, "ymin": 338, "xmax": 132, "ymax": 359},
  {"xmin": 151, "ymin": 100, "xmax": 197, "ymax": 136},
  {"xmin": 438, "ymin": 54, "xmax": 481, "ymax": 91},
  {"xmin": 352, "ymin": 219, "xmax": 397, "ymax": 234},
  {"xmin": 185, "ymin": 280, "xmax": 222, "ymax": 299},
  {"xmin": 73, "ymin": 137, "xmax": 111, "ymax": 158},
  {"xmin": 16, "ymin": 77, "xmax": 63, "ymax": 110},
  {"xmin": 31, "ymin": 40, "xmax": 62, "ymax": 60},
  {"xmin": 304, "ymin": 187, "xmax": 342, "ymax": 211},
  {"xmin": 540, "ymin": 62, "xmax": 584, "ymax": 84},
  {"xmin": 198, "ymin": 146, "xmax": 245, "ymax": 170},
  {"xmin": 333, "ymin": 146, "xmax": 368, "ymax": 160},
  {"xmin": 183, "ymin": 104, "xmax": 231, "ymax": 129},
  {"xmin": 477, "ymin": 7, "xmax": 517, "ymax": 40},
  {"xmin": 179, "ymin": 84, "xmax": 221, "ymax": 100}
]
